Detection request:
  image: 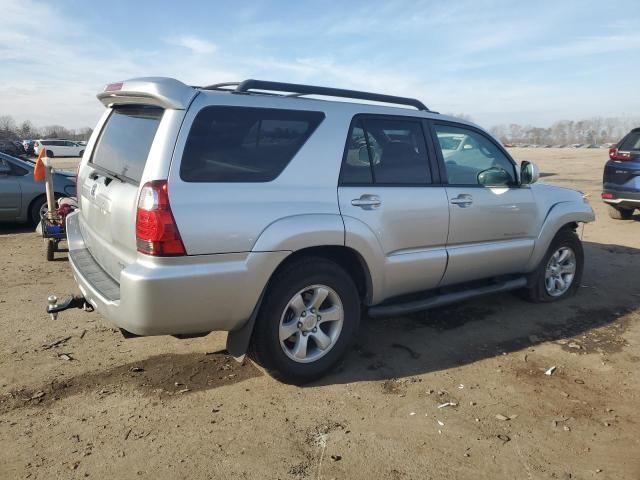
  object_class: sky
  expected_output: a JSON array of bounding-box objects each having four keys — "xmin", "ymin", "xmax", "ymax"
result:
[{"xmin": 1, "ymin": 0, "xmax": 638, "ymax": 130}]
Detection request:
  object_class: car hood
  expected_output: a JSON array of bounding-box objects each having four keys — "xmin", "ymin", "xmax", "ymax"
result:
[{"xmin": 531, "ymin": 182, "xmax": 585, "ymax": 203}]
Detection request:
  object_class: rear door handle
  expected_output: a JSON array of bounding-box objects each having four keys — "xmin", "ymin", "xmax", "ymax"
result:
[
  {"xmin": 450, "ymin": 194, "xmax": 473, "ymax": 207},
  {"xmin": 351, "ymin": 194, "xmax": 381, "ymax": 210}
]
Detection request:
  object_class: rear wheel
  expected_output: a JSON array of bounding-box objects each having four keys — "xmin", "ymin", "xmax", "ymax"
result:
[
  {"xmin": 606, "ymin": 204, "xmax": 634, "ymax": 220},
  {"xmin": 46, "ymin": 150, "xmax": 54, "ymax": 157},
  {"xmin": 523, "ymin": 228, "xmax": 583, "ymax": 302},
  {"xmin": 249, "ymin": 257, "xmax": 360, "ymax": 384}
]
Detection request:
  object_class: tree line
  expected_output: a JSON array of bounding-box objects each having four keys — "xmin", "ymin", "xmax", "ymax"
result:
[
  {"xmin": 2, "ymin": 112, "xmax": 639, "ymax": 146},
  {"xmin": 488, "ymin": 116, "xmax": 640, "ymax": 146},
  {"xmin": 0, "ymin": 115, "xmax": 93, "ymax": 142}
]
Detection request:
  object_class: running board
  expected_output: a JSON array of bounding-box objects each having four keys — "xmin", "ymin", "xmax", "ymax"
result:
[{"xmin": 368, "ymin": 277, "xmax": 527, "ymax": 318}]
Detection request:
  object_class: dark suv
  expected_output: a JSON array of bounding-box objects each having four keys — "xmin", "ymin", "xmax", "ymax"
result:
[{"xmin": 602, "ymin": 128, "xmax": 640, "ymax": 219}]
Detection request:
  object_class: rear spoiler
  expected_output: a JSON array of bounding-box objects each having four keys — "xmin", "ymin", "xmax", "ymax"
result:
[{"xmin": 97, "ymin": 77, "xmax": 198, "ymax": 110}]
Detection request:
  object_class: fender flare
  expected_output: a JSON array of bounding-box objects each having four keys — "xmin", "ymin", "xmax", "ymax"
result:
[
  {"xmin": 524, "ymin": 200, "xmax": 595, "ymax": 271},
  {"xmin": 227, "ymin": 213, "xmax": 346, "ymax": 357}
]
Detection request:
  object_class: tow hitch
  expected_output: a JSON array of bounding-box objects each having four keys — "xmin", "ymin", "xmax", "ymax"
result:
[{"xmin": 47, "ymin": 295, "xmax": 94, "ymax": 320}]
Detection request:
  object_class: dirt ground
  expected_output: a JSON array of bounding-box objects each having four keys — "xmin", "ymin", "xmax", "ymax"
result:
[{"xmin": 1, "ymin": 148, "xmax": 639, "ymax": 479}]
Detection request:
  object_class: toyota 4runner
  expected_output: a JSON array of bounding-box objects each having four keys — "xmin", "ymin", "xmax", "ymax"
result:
[{"xmin": 49, "ymin": 78, "xmax": 595, "ymax": 383}]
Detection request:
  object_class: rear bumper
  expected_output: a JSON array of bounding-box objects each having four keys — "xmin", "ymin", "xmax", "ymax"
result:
[
  {"xmin": 66, "ymin": 211, "xmax": 287, "ymax": 336},
  {"xmin": 602, "ymin": 189, "xmax": 640, "ymax": 209}
]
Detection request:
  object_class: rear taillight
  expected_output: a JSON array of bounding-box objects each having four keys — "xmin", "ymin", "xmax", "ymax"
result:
[
  {"xmin": 136, "ymin": 180, "xmax": 186, "ymax": 256},
  {"xmin": 609, "ymin": 147, "xmax": 632, "ymax": 161},
  {"xmin": 601, "ymin": 192, "xmax": 614, "ymax": 199}
]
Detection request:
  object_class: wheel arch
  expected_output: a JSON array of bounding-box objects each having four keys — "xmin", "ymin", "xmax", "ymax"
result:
[
  {"xmin": 226, "ymin": 244, "xmax": 374, "ymax": 358},
  {"xmin": 525, "ymin": 200, "xmax": 593, "ymax": 272}
]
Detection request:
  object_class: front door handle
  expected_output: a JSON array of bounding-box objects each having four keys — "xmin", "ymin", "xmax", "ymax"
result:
[
  {"xmin": 450, "ymin": 194, "xmax": 473, "ymax": 207},
  {"xmin": 351, "ymin": 194, "xmax": 381, "ymax": 210}
]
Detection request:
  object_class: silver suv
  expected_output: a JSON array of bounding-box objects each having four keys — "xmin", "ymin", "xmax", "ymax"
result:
[{"xmin": 55, "ymin": 77, "xmax": 594, "ymax": 383}]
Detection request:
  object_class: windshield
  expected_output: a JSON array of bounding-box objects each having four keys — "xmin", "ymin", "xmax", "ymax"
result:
[{"xmin": 90, "ymin": 105, "xmax": 163, "ymax": 182}]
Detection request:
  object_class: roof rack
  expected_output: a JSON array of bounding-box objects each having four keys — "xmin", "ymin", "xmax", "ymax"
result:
[{"xmin": 201, "ymin": 79, "xmax": 430, "ymax": 111}]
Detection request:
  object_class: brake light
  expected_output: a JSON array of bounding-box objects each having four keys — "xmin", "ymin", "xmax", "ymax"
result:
[
  {"xmin": 601, "ymin": 192, "xmax": 613, "ymax": 199},
  {"xmin": 136, "ymin": 180, "xmax": 186, "ymax": 256},
  {"xmin": 609, "ymin": 147, "xmax": 632, "ymax": 161},
  {"xmin": 104, "ymin": 82, "xmax": 123, "ymax": 92}
]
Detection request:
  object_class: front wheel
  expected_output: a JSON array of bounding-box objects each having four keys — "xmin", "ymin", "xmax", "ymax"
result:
[
  {"xmin": 79, "ymin": 150, "xmax": 85, "ymax": 158},
  {"xmin": 249, "ymin": 257, "xmax": 360, "ymax": 384},
  {"xmin": 523, "ymin": 228, "xmax": 584, "ymax": 302}
]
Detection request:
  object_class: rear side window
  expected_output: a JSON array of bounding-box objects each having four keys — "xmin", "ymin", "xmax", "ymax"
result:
[
  {"xmin": 90, "ymin": 105, "xmax": 163, "ymax": 183},
  {"xmin": 340, "ymin": 116, "xmax": 432, "ymax": 185},
  {"xmin": 180, "ymin": 107, "xmax": 324, "ymax": 182},
  {"xmin": 619, "ymin": 131, "xmax": 640, "ymax": 151}
]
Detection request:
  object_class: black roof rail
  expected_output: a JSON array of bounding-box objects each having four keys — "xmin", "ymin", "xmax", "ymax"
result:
[
  {"xmin": 202, "ymin": 79, "xmax": 430, "ymax": 111},
  {"xmin": 201, "ymin": 81, "xmax": 242, "ymax": 91}
]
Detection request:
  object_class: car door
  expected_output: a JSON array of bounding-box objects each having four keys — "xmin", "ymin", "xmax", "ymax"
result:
[
  {"xmin": 65, "ymin": 140, "xmax": 78, "ymax": 156},
  {"xmin": 338, "ymin": 115, "xmax": 449, "ymax": 301},
  {"xmin": 0, "ymin": 157, "xmax": 22, "ymax": 220},
  {"xmin": 429, "ymin": 121, "xmax": 538, "ymax": 286}
]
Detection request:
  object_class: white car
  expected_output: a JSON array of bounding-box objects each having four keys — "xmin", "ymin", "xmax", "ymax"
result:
[{"xmin": 34, "ymin": 139, "xmax": 85, "ymax": 158}]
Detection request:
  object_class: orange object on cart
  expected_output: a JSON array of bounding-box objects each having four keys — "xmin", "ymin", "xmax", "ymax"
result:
[{"xmin": 33, "ymin": 148, "xmax": 46, "ymax": 182}]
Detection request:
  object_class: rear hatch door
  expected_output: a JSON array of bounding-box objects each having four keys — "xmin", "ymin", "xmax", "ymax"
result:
[
  {"xmin": 605, "ymin": 130, "xmax": 640, "ymax": 187},
  {"xmin": 78, "ymin": 105, "xmax": 164, "ymax": 281}
]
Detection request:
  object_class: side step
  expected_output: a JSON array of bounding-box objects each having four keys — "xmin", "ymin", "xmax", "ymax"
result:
[{"xmin": 368, "ymin": 277, "xmax": 527, "ymax": 318}]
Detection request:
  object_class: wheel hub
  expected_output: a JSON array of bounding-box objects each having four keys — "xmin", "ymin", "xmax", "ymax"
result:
[
  {"xmin": 544, "ymin": 246, "xmax": 576, "ymax": 297},
  {"xmin": 300, "ymin": 312, "xmax": 317, "ymax": 332},
  {"xmin": 279, "ymin": 285, "xmax": 344, "ymax": 364}
]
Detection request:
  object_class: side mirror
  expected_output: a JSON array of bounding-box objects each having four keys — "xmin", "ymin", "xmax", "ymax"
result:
[
  {"xmin": 477, "ymin": 167, "xmax": 512, "ymax": 186},
  {"xmin": 520, "ymin": 161, "xmax": 539, "ymax": 185}
]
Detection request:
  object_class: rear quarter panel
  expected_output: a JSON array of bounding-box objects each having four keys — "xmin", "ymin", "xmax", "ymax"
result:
[{"xmin": 167, "ymin": 93, "xmax": 354, "ymax": 255}]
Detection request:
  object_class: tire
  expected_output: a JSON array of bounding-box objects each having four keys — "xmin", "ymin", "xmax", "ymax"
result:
[
  {"xmin": 29, "ymin": 194, "xmax": 61, "ymax": 226},
  {"xmin": 79, "ymin": 150, "xmax": 85, "ymax": 158},
  {"xmin": 249, "ymin": 257, "xmax": 361, "ymax": 384},
  {"xmin": 46, "ymin": 150, "xmax": 54, "ymax": 157},
  {"xmin": 606, "ymin": 204, "xmax": 633, "ymax": 220},
  {"xmin": 523, "ymin": 228, "xmax": 583, "ymax": 303},
  {"xmin": 29, "ymin": 195, "xmax": 48, "ymax": 226},
  {"xmin": 46, "ymin": 239, "xmax": 55, "ymax": 261}
]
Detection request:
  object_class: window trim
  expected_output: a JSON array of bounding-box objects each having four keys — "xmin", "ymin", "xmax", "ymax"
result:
[
  {"xmin": 179, "ymin": 105, "xmax": 326, "ymax": 183},
  {"xmin": 428, "ymin": 119, "xmax": 520, "ymax": 188},
  {"xmin": 339, "ymin": 113, "xmax": 441, "ymax": 187}
]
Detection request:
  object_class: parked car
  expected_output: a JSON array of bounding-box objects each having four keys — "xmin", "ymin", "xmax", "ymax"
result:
[
  {"xmin": 53, "ymin": 77, "xmax": 594, "ymax": 383},
  {"xmin": 34, "ymin": 139, "xmax": 85, "ymax": 158},
  {"xmin": 0, "ymin": 139, "xmax": 24, "ymax": 156},
  {"xmin": 602, "ymin": 127, "xmax": 640, "ymax": 219},
  {"xmin": 0, "ymin": 152, "xmax": 76, "ymax": 224}
]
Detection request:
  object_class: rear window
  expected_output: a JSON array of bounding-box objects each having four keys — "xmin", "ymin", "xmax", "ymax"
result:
[
  {"xmin": 619, "ymin": 131, "xmax": 640, "ymax": 151},
  {"xmin": 90, "ymin": 105, "xmax": 163, "ymax": 182},
  {"xmin": 180, "ymin": 106, "xmax": 324, "ymax": 182}
]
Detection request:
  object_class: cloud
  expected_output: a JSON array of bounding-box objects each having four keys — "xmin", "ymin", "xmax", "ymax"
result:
[{"xmin": 167, "ymin": 35, "xmax": 217, "ymax": 54}]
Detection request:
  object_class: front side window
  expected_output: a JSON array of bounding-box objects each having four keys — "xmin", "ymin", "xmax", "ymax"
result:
[
  {"xmin": 340, "ymin": 117, "xmax": 432, "ymax": 185},
  {"xmin": 180, "ymin": 107, "xmax": 324, "ymax": 182},
  {"xmin": 433, "ymin": 124, "xmax": 516, "ymax": 186}
]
